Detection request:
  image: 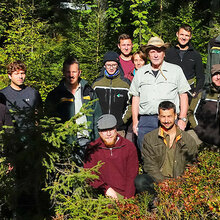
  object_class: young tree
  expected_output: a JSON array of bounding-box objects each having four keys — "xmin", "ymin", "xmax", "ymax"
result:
[{"xmin": 130, "ymin": 0, "xmax": 155, "ymax": 50}]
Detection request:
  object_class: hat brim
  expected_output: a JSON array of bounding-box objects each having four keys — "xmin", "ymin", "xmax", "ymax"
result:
[
  {"xmin": 98, "ymin": 125, "xmax": 117, "ymax": 131},
  {"xmin": 141, "ymin": 43, "xmax": 170, "ymax": 54}
]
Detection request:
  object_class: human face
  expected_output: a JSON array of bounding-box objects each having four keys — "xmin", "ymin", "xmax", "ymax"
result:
[
  {"xmin": 105, "ymin": 61, "xmax": 118, "ymax": 75},
  {"xmin": 9, "ymin": 69, "xmax": 26, "ymax": 90},
  {"xmin": 148, "ymin": 48, "xmax": 165, "ymax": 69},
  {"xmin": 133, "ymin": 54, "xmax": 145, "ymax": 70},
  {"xmin": 63, "ymin": 63, "xmax": 81, "ymax": 86},
  {"xmin": 99, "ymin": 128, "xmax": 117, "ymax": 147},
  {"xmin": 176, "ymin": 28, "xmax": 192, "ymax": 47},
  {"xmin": 212, "ymin": 73, "xmax": 220, "ymax": 87},
  {"xmin": 118, "ymin": 39, "xmax": 133, "ymax": 57},
  {"xmin": 158, "ymin": 108, "xmax": 177, "ymax": 131}
]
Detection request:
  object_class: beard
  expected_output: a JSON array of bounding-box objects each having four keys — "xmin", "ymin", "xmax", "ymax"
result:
[
  {"xmin": 101, "ymin": 135, "xmax": 117, "ymax": 147},
  {"xmin": 161, "ymin": 122, "xmax": 175, "ymax": 131}
]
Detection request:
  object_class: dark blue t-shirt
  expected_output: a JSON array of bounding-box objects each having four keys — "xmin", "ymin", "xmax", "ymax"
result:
[{"xmin": 0, "ymin": 85, "xmax": 42, "ymax": 129}]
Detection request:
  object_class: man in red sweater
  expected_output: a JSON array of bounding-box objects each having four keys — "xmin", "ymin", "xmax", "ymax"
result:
[
  {"xmin": 84, "ymin": 114, "xmax": 139, "ymax": 199},
  {"xmin": 118, "ymin": 34, "xmax": 135, "ymax": 81}
]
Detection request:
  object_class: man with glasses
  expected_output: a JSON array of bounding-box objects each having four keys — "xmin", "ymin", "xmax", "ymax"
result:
[{"xmin": 92, "ymin": 51, "xmax": 132, "ymax": 137}]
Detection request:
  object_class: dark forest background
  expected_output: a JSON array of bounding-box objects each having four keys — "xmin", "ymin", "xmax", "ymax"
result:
[{"xmin": 0, "ymin": 0, "xmax": 219, "ymax": 96}]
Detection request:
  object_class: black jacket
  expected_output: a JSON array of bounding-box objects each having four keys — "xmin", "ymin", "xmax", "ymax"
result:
[
  {"xmin": 45, "ymin": 78, "xmax": 102, "ymax": 141},
  {"xmin": 92, "ymin": 72, "xmax": 132, "ymax": 131},
  {"xmin": 165, "ymin": 44, "xmax": 204, "ymax": 93}
]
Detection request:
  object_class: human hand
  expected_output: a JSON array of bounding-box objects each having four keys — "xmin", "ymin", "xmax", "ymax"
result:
[
  {"xmin": 105, "ymin": 187, "xmax": 118, "ymax": 199},
  {"xmin": 177, "ymin": 119, "xmax": 187, "ymax": 130},
  {"xmin": 133, "ymin": 121, "xmax": 139, "ymax": 136}
]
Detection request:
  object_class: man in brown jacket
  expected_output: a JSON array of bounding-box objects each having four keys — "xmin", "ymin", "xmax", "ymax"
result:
[{"xmin": 135, "ymin": 101, "xmax": 198, "ymax": 195}]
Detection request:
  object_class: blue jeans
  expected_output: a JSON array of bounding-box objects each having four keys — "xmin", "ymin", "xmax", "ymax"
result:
[{"xmin": 137, "ymin": 115, "xmax": 159, "ymax": 150}]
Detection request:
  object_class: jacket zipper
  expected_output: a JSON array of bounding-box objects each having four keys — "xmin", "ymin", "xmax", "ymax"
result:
[
  {"xmin": 110, "ymin": 148, "xmax": 113, "ymax": 156},
  {"xmin": 108, "ymin": 79, "xmax": 112, "ymax": 114}
]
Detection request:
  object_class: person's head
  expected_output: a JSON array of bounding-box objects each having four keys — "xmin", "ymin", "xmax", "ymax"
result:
[
  {"xmin": 118, "ymin": 34, "xmax": 133, "ymax": 57},
  {"xmin": 158, "ymin": 101, "xmax": 177, "ymax": 131},
  {"xmin": 97, "ymin": 114, "xmax": 118, "ymax": 147},
  {"xmin": 103, "ymin": 51, "xmax": 120, "ymax": 75},
  {"xmin": 62, "ymin": 56, "xmax": 81, "ymax": 86},
  {"xmin": 132, "ymin": 51, "xmax": 147, "ymax": 70},
  {"xmin": 142, "ymin": 36, "xmax": 168, "ymax": 69},
  {"xmin": 176, "ymin": 24, "xmax": 192, "ymax": 47},
  {"xmin": 211, "ymin": 64, "xmax": 220, "ymax": 88},
  {"xmin": 7, "ymin": 60, "xmax": 27, "ymax": 89}
]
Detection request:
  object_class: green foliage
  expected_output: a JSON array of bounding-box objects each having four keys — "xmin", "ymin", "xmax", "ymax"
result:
[
  {"xmin": 0, "ymin": 95, "xmax": 99, "ymax": 218},
  {"xmin": 0, "ymin": 156, "xmax": 15, "ymax": 218},
  {"xmin": 0, "ymin": 74, "xmax": 9, "ymax": 90},
  {"xmin": 175, "ymin": 1, "xmax": 209, "ymax": 62},
  {"xmin": 130, "ymin": 0, "xmax": 155, "ymax": 50},
  {"xmin": 105, "ymin": 0, "xmax": 134, "ymax": 47},
  {"xmin": 0, "ymin": 1, "xmax": 65, "ymax": 89},
  {"xmin": 67, "ymin": 0, "xmax": 107, "ymax": 83},
  {"xmin": 46, "ymin": 150, "xmax": 219, "ymax": 219},
  {"xmin": 0, "ymin": 0, "xmax": 220, "ymax": 218}
]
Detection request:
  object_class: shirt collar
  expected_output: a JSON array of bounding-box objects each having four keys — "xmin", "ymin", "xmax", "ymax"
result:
[{"xmin": 158, "ymin": 126, "xmax": 182, "ymax": 147}]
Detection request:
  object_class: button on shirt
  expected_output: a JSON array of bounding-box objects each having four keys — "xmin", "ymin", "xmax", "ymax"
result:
[{"xmin": 129, "ymin": 61, "xmax": 190, "ymax": 114}]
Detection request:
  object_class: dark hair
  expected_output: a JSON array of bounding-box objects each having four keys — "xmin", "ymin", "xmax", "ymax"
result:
[
  {"xmin": 178, "ymin": 24, "xmax": 192, "ymax": 34},
  {"xmin": 63, "ymin": 56, "xmax": 80, "ymax": 71},
  {"xmin": 158, "ymin": 101, "xmax": 176, "ymax": 114},
  {"xmin": 118, "ymin": 33, "xmax": 132, "ymax": 44},
  {"xmin": 131, "ymin": 51, "xmax": 147, "ymax": 63},
  {"xmin": 7, "ymin": 60, "xmax": 26, "ymax": 75}
]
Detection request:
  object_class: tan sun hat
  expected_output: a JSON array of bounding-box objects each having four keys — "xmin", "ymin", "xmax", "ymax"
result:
[{"xmin": 141, "ymin": 36, "xmax": 170, "ymax": 54}]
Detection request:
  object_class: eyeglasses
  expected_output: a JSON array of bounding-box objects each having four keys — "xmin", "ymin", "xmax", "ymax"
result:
[{"xmin": 105, "ymin": 64, "xmax": 118, "ymax": 69}]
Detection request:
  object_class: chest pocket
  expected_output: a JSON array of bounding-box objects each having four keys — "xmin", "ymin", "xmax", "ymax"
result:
[
  {"xmin": 149, "ymin": 143, "xmax": 165, "ymax": 164},
  {"xmin": 157, "ymin": 81, "xmax": 178, "ymax": 100}
]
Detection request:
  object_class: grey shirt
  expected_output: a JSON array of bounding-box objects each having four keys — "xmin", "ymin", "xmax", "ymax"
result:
[{"xmin": 129, "ymin": 61, "xmax": 190, "ymax": 114}]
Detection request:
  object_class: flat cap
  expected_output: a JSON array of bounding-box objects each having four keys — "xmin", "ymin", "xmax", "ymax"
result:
[
  {"xmin": 211, "ymin": 64, "xmax": 220, "ymax": 75},
  {"xmin": 97, "ymin": 114, "xmax": 117, "ymax": 130}
]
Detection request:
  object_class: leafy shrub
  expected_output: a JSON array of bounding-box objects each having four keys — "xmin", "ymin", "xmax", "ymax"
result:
[{"xmin": 155, "ymin": 150, "xmax": 219, "ymax": 219}]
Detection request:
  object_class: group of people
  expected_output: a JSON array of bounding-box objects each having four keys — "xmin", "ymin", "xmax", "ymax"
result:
[{"xmin": 0, "ymin": 23, "xmax": 219, "ymax": 209}]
